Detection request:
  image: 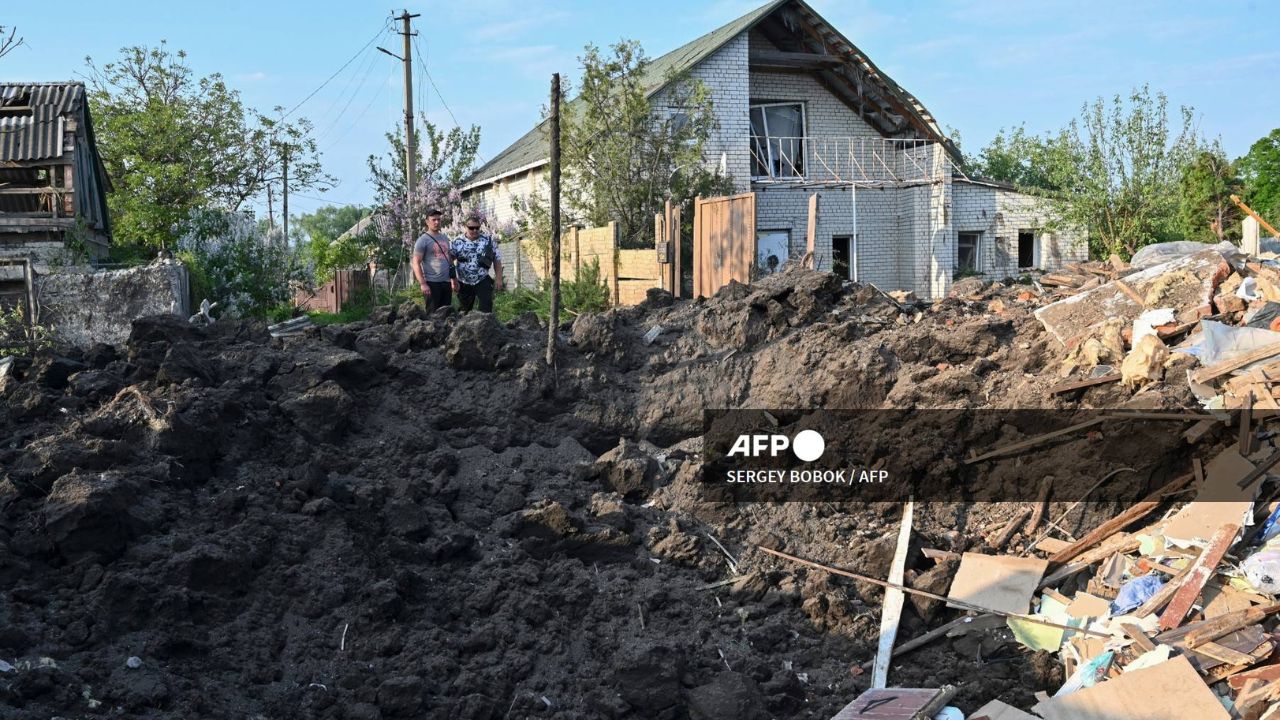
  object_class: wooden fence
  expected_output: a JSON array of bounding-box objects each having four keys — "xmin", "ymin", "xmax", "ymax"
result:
[
  {"xmin": 294, "ymin": 269, "xmax": 369, "ymax": 314},
  {"xmin": 503, "ymin": 221, "xmax": 664, "ymax": 306},
  {"xmin": 693, "ymin": 192, "xmax": 756, "ymax": 297}
]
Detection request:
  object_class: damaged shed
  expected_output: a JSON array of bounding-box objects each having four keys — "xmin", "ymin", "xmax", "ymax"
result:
[{"xmin": 0, "ymin": 82, "xmax": 112, "ymax": 284}]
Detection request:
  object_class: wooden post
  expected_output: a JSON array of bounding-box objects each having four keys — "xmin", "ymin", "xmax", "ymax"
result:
[
  {"xmin": 654, "ymin": 211, "xmax": 665, "ymax": 291},
  {"xmin": 546, "ymin": 73, "xmax": 561, "ymax": 367},
  {"xmin": 672, "ymin": 205, "xmax": 683, "ymax": 298},
  {"xmin": 692, "ymin": 196, "xmax": 702, "ymax": 298},
  {"xmin": 806, "ymin": 193, "xmax": 818, "ymax": 268},
  {"xmin": 572, "ymin": 226, "xmax": 581, "ymax": 280},
  {"xmin": 62, "ymin": 165, "xmax": 73, "ymax": 217},
  {"xmin": 609, "ymin": 221, "xmax": 620, "ymax": 305},
  {"xmin": 664, "ymin": 199, "xmax": 675, "ymax": 292}
]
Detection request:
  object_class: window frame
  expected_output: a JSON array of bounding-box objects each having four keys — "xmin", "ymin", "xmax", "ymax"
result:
[
  {"xmin": 957, "ymin": 231, "xmax": 982, "ymax": 273},
  {"xmin": 755, "ymin": 229, "xmax": 792, "ymax": 275},
  {"xmin": 749, "ymin": 101, "xmax": 807, "ymax": 180}
]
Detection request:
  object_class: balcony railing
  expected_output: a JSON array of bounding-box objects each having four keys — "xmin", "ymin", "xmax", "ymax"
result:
[{"xmin": 749, "ymin": 136, "xmax": 956, "ymax": 186}]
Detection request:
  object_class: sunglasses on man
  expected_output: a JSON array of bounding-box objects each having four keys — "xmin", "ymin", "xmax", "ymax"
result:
[{"xmin": 465, "ymin": 225, "xmax": 481, "ymax": 231}]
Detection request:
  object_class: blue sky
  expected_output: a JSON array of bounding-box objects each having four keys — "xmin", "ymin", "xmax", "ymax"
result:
[{"xmin": 5, "ymin": 0, "xmax": 1278, "ymax": 218}]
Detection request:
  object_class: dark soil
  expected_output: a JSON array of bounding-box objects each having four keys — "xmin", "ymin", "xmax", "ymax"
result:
[{"xmin": 0, "ymin": 269, "xmax": 1217, "ymax": 719}]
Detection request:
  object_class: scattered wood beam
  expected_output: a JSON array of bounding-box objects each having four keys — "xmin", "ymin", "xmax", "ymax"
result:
[{"xmin": 1158, "ymin": 523, "xmax": 1240, "ymax": 631}]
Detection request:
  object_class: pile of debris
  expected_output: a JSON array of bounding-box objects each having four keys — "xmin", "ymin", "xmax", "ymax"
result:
[{"xmin": 813, "ymin": 242, "xmax": 1280, "ymax": 719}]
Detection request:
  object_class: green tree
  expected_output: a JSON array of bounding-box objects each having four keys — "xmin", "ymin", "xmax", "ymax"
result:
[
  {"xmin": 1049, "ymin": 85, "xmax": 1198, "ymax": 258},
  {"xmin": 1238, "ymin": 128, "xmax": 1280, "ymax": 231},
  {"xmin": 366, "ymin": 118, "xmax": 480, "ymax": 206},
  {"xmin": 974, "ymin": 86, "xmax": 1202, "ymax": 258},
  {"xmin": 560, "ymin": 40, "xmax": 733, "ymax": 247},
  {"xmin": 1178, "ymin": 146, "xmax": 1242, "ymax": 243},
  {"xmin": 967, "ymin": 125, "xmax": 1067, "ymax": 191},
  {"xmin": 294, "ymin": 205, "xmax": 374, "ymax": 284},
  {"xmin": 85, "ymin": 43, "xmax": 332, "ymax": 251}
]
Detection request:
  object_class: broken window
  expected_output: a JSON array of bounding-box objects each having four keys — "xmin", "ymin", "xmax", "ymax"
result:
[
  {"xmin": 957, "ymin": 231, "xmax": 981, "ymax": 273},
  {"xmin": 750, "ymin": 103, "xmax": 805, "ymax": 178},
  {"xmin": 1018, "ymin": 230, "xmax": 1037, "ymax": 269},
  {"xmin": 832, "ymin": 235, "xmax": 852, "ymax": 279},
  {"xmin": 756, "ymin": 230, "xmax": 790, "ymax": 274}
]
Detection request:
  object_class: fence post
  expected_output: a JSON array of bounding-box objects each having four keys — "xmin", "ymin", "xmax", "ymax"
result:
[
  {"xmin": 672, "ymin": 205, "xmax": 682, "ymax": 298},
  {"xmin": 609, "ymin": 221, "xmax": 620, "ymax": 306},
  {"xmin": 572, "ymin": 226, "xmax": 581, "ymax": 280},
  {"xmin": 692, "ymin": 196, "xmax": 702, "ymax": 298},
  {"xmin": 546, "ymin": 73, "xmax": 561, "ymax": 367},
  {"xmin": 653, "ymin": 211, "xmax": 665, "ymax": 291}
]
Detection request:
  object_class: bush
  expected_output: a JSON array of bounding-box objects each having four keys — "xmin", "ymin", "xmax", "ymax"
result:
[
  {"xmin": 175, "ymin": 208, "xmax": 312, "ymax": 319},
  {"xmin": 0, "ymin": 304, "xmax": 53, "ymax": 356},
  {"xmin": 493, "ymin": 258, "xmax": 611, "ymax": 322}
]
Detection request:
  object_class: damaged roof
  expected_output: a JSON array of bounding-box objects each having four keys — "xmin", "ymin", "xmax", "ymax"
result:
[
  {"xmin": 462, "ymin": 0, "xmax": 956, "ymax": 190},
  {"xmin": 0, "ymin": 83, "xmax": 88, "ymax": 162}
]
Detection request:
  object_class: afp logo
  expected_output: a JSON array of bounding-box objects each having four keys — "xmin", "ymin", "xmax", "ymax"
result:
[{"xmin": 727, "ymin": 429, "xmax": 825, "ymax": 462}]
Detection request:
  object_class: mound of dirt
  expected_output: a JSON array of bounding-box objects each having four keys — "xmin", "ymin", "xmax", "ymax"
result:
[{"xmin": 0, "ymin": 268, "xmax": 1196, "ymax": 719}]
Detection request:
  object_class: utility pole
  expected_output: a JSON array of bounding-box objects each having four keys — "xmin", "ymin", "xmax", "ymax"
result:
[
  {"xmin": 281, "ymin": 144, "xmax": 290, "ymax": 247},
  {"xmin": 378, "ymin": 9, "xmax": 420, "ymax": 286},
  {"xmin": 267, "ymin": 184, "xmax": 275, "ymax": 233},
  {"xmin": 546, "ymin": 73, "xmax": 561, "ymax": 367}
]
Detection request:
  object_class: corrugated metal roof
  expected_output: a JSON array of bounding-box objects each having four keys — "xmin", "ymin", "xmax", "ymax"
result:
[{"xmin": 0, "ymin": 83, "xmax": 85, "ymax": 162}]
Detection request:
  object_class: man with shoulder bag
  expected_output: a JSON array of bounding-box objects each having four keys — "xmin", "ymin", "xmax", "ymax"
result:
[
  {"xmin": 411, "ymin": 207, "xmax": 454, "ymax": 312},
  {"xmin": 449, "ymin": 215, "xmax": 503, "ymax": 313}
]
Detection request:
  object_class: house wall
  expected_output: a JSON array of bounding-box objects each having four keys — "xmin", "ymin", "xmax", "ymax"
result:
[
  {"xmin": 466, "ymin": 167, "xmax": 546, "ymax": 232},
  {"xmin": 1, "ymin": 231, "xmax": 79, "ymax": 273},
  {"xmin": 951, "ymin": 181, "xmax": 1088, "ymax": 280},
  {"xmin": 652, "ymin": 31, "xmax": 752, "ymax": 192}
]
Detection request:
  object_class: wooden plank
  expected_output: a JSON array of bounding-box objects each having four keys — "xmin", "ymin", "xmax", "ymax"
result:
[
  {"xmin": 748, "ymin": 49, "xmax": 844, "ymax": 70},
  {"xmin": 672, "ymin": 205, "xmax": 682, "ymax": 299},
  {"xmin": 806, "ymin": 193, "xmax": 818, "ymax": 265},
  {"xmin": 1183, "ymin": 418, "xmax": 1221, "ymax": 444},
  {"xmin": 1112, "ymin": 278, "xmax": 1147, "ymax": 307},
  {"xmin": 1048, "ymin": 472, "xmax": 1195, "ymax": 564},
  {"xmin": 965, "ymin": 417, "xmax": 1107, "ymax": 464},
  {"xmin": 654, "ymin": 211, "xmax": 664, "ymax": 290},
  {"xmin": 1185, "ymin": 604, "xmax": 1280, "ymax": 648},
  {"xmin": 1241, "ymin": 389, "xmax": 1255, "ymax": 455},
  {"xmin": 1191, "ymin": 340, "xmax": 1280, "ymax": 385},
  {"xmin": 1191, "ymin": 640, "xmax": 1257, "ymax": 666},
  {"xmin": 1235, "ymin": 447, "xmax": 1280, "ymax": 489},
  {"xmin": 693, "ymin": 196, "xmax": 704, "ymax": 298},
  {"xmin": 1039, "ymin": 533, "xmax": 1142, "ymax": 589},
  {"xmin": 1120, "ymin": 622, "xmax": 1156, "ymax": 652},
  {"xmin": 872, "ymin": 500, "xmax": 912, "ymax": 689},
  {"xmin": 1047, "ymin": 373, "xmax": 1122, "ymax": 395},
  {"xmin": 1157, "ymin": 523, "xmax": 1240, "ymax": 631}
]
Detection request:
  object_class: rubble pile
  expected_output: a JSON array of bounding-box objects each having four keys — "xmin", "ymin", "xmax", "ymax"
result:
[{"xmin": 1, "ymin": 256, "xmax": 1279, "ymax": 719}]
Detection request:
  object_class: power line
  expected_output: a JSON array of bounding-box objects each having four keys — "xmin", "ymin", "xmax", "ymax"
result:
[
  {"xmin": 292, "ymin": 193, "xmax": 369, "ymax": 208},
  {"xmin": 314, "ymin": 44, "xmax": 385, "ymax": 144},
  {"xmin": 280, "ymin": 19, "xmax": 390, "ymax": 120},
  {"xmin": 322, "ymin": 64, "xmax": 394, "ymax": 153},
  {"xmin": 411, "ymin": 34, "xmax": 485, "ymax": 165}
]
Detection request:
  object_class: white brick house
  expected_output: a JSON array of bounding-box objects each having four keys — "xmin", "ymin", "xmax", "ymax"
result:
[{"xmin": 461, "ymin": 0, "xmax": 1086, "ymax": 299}]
